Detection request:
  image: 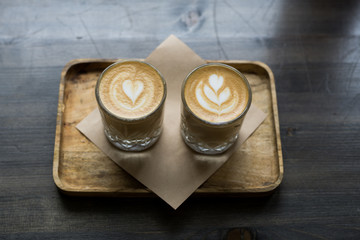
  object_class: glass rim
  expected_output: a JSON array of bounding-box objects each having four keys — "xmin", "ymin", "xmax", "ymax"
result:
[
  {"xmin": 95, "ymin": 60, "xmax": 167, "ymax": 122},
  {"xmin": 181, "ymin": 62, "xmax": 252, "ymax": 126}
]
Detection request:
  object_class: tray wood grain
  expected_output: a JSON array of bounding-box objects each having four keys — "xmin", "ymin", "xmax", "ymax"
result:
[{"xmin": 53, "ymin": 59, "xmax": 283, "ymax": 197}]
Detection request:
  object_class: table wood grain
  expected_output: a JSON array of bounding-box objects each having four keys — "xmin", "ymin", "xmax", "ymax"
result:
[{"xmin": 0, "ymin": 0, "xmax": 359, "ymax": 239}]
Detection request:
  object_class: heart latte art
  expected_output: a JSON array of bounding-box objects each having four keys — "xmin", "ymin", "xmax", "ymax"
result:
[
  {"xmin": 98, "ymin": 61, "xmax": 165, "ymax": 119},
  {"xmin": 113, "ymin": 79, "xmax": 145, "ymax": 110},
  {"xmin": 184, "ymin": 65, "xmax": 250, "ymax": 123}
]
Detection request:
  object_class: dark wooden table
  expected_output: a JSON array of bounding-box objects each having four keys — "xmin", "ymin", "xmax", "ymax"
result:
[{"xmin": 1, "ymin": 0, "xmax": 359, "ymax": 239}]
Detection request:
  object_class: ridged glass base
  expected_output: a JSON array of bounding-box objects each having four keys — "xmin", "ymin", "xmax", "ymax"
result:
[
  {"xmin": 180, "ymin": 121, "xmax": 238, "ymax": 155},
  {"xmin": 104, "ymin": 127, "xmax": 162, "ymax": 152}
]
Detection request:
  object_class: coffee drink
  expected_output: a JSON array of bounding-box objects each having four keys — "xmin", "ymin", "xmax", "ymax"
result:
[
  {"xmin": 96, "ymin": 60, "xmax": 166, "ymax": 151},
  {"xmin": 183, "ymin": 64, "xmax": 250, "ymax": 123},
  {"xmin": 181, "ymin": 63, "xmax": 251, "ymax": 154},
  {"xmin": 98, "ymin": 61, "xmax": 165, "ymax": 119}
]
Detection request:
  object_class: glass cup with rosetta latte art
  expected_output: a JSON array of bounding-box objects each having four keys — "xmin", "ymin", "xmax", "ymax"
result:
[
  {"xmin": 181, "ymin": 63, "xmax": 252, "ymax": 154},
  {"xmin": 95, "ymin": 60, "xmax": 166, "ymax": 151}
]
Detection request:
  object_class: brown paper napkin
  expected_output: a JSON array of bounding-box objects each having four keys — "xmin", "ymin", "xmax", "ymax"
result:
[{"xmin": 76, "ymin": 35, "xmax": 267, "ymax": 209}]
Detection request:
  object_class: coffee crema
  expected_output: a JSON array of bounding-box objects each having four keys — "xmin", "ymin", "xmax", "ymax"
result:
[
  {"xmin": 97, "ymin": 61, "xmax": 165, "ymax": 119},
  {"xmin": 183, "ymin": 64, "xmax": 250, "ymax": 123}
]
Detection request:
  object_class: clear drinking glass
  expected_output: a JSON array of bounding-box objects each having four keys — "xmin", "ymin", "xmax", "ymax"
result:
[
  {"xmin": 95, "ymin": 60, "xmax": 167, "ymax": 151},
  {"xmin": 181, "ymin": 63, "xmax": 252, "ymax": 154}
]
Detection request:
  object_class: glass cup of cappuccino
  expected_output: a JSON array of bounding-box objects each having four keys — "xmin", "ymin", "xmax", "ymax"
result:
[
  {"xmin": 95, "ymin": 60, "xmax": 166, "ymax": 151},
  {"xmin": 181, "ymin": 63, "xmax": 252, "ymax": 154}
]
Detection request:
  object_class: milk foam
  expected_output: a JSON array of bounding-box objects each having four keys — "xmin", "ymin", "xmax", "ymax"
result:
[
  {"xmin": 98, "ymin": 61, "xmax": 165, "ymax": 119},
  {"xmin": 184, "ymin": 65, "xmax": 249, "ymax": 123},
  {"xmin": 122, "ymin": 80, "xmax": 144, "ymax": 104},
  {"xmin": 195, "ymin": 74, "xmax": 237, "ymax": 115}
]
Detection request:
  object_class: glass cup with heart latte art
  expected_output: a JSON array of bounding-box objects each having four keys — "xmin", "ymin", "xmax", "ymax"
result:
[
  {"xmin": 181, "ymin": 63, "xmax": 252, "ymax": 154},
  {"xmin": 95, "ymin": 60, "xmax": 166, "ymax": 151}
]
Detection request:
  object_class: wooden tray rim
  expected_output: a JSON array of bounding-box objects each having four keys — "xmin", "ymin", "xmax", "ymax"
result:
[{"xmin": 53, "ymin": 58, "xmax": 284, "ymax": 196}]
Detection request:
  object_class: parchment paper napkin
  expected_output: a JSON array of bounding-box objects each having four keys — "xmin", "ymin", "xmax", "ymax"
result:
[{"xmin": 77, "ymin": 35, "xmax": 267, "ymax": 209}]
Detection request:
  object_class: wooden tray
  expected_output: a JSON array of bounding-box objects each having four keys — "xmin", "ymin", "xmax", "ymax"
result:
[{"xmin": 53, "ymin": 59, "xmax": 283, "ymax": 197}]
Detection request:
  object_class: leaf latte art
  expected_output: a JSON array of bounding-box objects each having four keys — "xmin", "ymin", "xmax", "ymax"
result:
[
  {"xmin": 196, "ymin": 74, "xmax": 237, "ymax": 115},
  {"xmin": 183, "ymin": 65, "xmax": 250, "ymax": 123}
]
